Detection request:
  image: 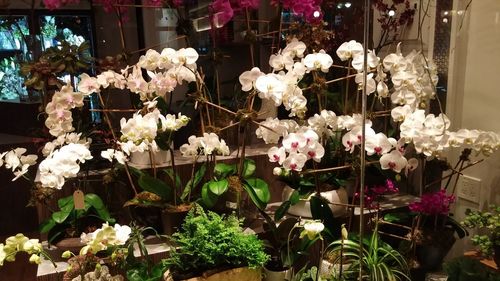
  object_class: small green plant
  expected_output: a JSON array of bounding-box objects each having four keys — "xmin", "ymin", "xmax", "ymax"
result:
[
  {"xmin": 40, "ymin": 193, "xmax": 115, "ymax": 244},
  {"xmin": 200, "ymin": 158, "xmax": 270, "ymax": 211},
  {"xmin": 163, "ymin": 204, "xmax": 269, "ymax": 278},
  {"xmin": 462, "ymin": 205, "xmax": 500, "ymax": 257},
  {"xmin": 326, "ymin": 222, "xmax": 410, "ymax": 281},
  {"xmin": 444, "ymin": 256, "xmax": 500, "ymax": 281}
]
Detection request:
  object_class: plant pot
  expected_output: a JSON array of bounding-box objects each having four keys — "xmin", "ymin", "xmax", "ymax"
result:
[
  {"xmin": 130, "ymin": 149, "xmax": 170, "ymax": 168},
  {"xmin": 129, "ymin": 206, "xmax": 164, "ymax": 234},
  {"xmin": 161, "ymin": 204, "xmax": 192, "ymax": 235},
  {"xmin": 263, "ymin": 266, "xmax": 291, "ymax": 281},
  {"xmin": 319, "ymin": 259, "xmax": 351, "ymax": 279},
  {"xmin": 164, "ymin": 267, "xmax": 262, "ymax": 281},
  {"xmin": 282, "ymin": 185, "xmax": 348, "ymax": 218},
  {"xmin": 494, "ymin": 244, "xmax": 500, "ymax": 267},
  {"xmin": 415, "ymin": 228, "xmax": 456, "ymax": 271}
]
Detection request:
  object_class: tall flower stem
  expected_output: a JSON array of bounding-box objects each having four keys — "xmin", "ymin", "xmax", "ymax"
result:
[
  {"xmin": 170, "ymin": 148, "xmax": 177, "ymax": 206},
  {"xmin": 97, "ymin": 92, "xmax": 137, "ymax": 195}
]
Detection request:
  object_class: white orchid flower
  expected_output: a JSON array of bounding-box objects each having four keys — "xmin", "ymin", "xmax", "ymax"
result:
[
  {"xmin": 351, "ymin": 50, "xmax": 380, "ymax": 72},
  {"xmin": 391, "ymin": 105, "xmax": 413, "ymax": 122},
  {"xmin": 300, "ymin": 221, "xmax": 325, "ymax": 240},
  {"xmin": 304, "ymin": 50, "xmax": 333, "ymax": 73},
  {"xmin": 282, "ymin": 39, "xmax": 307, "ymax": 58},
  {"xmin": 365, "ymin": 133, "xmax": 394, "ymax": 156},
  {"xmin": 269, "ymin": 53, "xmax": 294, "ymax": 71},
  {"xmin": 355, "ymin": 72, "xmax": 376, "ymax": 95},
  {"xmin": 239, "ymin": 67, "xmax": 264, "ymax": 92},
  {"xmin": 255, "ymin": 74, "xmax": 286, "ymax": 106},
  {"xmin": 282, "ymin": 152, "xmax": 307, "ymax": 171},
  {"xmin": 380, "ymin": 150, "xmax": 408, "ymax": 173},
  {"xmin": 336, "ymin": 40, "xmax": 363, "ymax": 61},
  {"xmin": 78, "ymin": 73, "xmax": 100, "ymax": 95},
  {"xmin": 268, "ymin": 146, "xmax": 286, "ymax": 165},
  {"xmin": 282, "ymin": 133, "xmax": 307, "ymax": 153}
]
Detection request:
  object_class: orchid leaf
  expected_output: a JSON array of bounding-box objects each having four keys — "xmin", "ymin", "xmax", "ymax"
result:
[
  {"xmin": 201, "ymin": 182, "xmax": 219, "ymax": 208},
  {"xmin": 243, "ymin": 178, "xmax": 270, "ymax": 210},
  {"xmin": 207, "ymin": 179, "xmax": 229, "ymax": 195},
  {"xmin": 181, "ymin": 163, "xmax": 206, "ymax": 201},
  {"xmin": 214, "ymin": 162, "xmax": 236, "ymax": 179},
  {"xmin": 275, "ymin": 200, "xmax": 291, "ymax": 221},
  {"xmin": 138, "ymin": 174, "xmax": 173, "ymax": 202},
  {"xmin": 242, "ymin": 158, "xmax": 256, "ymax": 178}
]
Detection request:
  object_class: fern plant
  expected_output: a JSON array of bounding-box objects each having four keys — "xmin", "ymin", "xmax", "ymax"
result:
[
  {"xmin": 163, "ymin": 204, "xmax": 268, "ymax": 278},
  {"xmin": 325, "ymin": 222, "xmax": 410, "ymax": 281}
]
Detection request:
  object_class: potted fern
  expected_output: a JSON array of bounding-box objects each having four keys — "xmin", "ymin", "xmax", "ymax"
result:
[{"xmin": 163, "ymin": 204, "xmax": 269, "ymax": 281}]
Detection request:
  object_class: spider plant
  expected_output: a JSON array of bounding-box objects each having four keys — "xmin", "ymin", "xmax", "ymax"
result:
[{"xmin": 325, "ymin": 222, "xmax": 410, "ymax": 281}]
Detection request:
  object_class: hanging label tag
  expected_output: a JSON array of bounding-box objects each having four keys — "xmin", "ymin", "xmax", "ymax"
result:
[{"xmin": 73, "ymin": 190, "xmax": 85, "ymax": 210}]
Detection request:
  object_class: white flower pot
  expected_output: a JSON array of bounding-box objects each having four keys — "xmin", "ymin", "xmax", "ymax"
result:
[
  {"xmin": 130, "ymin": 149, "xmax": 170, "ymax": 167},
  {"xmin": 282, "ymin": 185, "xmax": 348, "ymax": 218},
  {"xmin": 263, "ymin": 267, "xmax": 291, "ymax": 281}
]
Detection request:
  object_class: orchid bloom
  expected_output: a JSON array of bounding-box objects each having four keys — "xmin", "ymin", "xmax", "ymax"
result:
[
  {"xmin": 379, "ymin": 150, "xmax": 408, "ymax": 173},
  {"xmin": 239, "ymin": 67, "xmax": 264, "ymax": 92},
  {"xmin": 303, "ymin": 50, "xmax": 333, "ymax": 73}
]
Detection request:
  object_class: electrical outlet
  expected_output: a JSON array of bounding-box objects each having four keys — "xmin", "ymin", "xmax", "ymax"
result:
[{"xmin": 457, "ymin": 175, "xmax": 481, "ymax": 203}]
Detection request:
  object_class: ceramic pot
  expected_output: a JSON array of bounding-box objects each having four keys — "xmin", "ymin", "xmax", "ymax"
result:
[
  {"xmin": 161, "ymin": 204, "xmax": 192, "ymax": 235},
  {"xmin": 263, "ymin": 266, "xmax": 291, "ymax": 281},
  {"xmin": 164, "ymin": 267, "xmax": 262, "ymax": 281},
  {"xmin": 130, "ymin": 149, "xmax": 170, "ymax": 167},
  {"xmin": 282, "ymin": 185, "xmax": 348, "ymax": 218},
  {"xmin": 415, "ymin": 229, "xmax": 456, "ymax": 271}
]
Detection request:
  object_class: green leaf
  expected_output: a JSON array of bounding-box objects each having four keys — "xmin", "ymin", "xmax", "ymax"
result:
[
  {"xmin": 214, "ymin": 163, "xmax": 236, "ymax": 179},
  {"xmin": 156, "ymin": 131, "xmax": 172, "ymax": 151},
  {"xmin": 128, "ymin": 165, "xmax": 145, "ymax": 178},
  {"xmin": 162, "ymin": 168, "xmax": 181, "ymax": 189},
  {"xmin": 243, "ymin": 178, "xmax": 270, "ymax": 210},
  {"xmin": 84, "ymin": 193, "xmax": 104, "ymax": 210},
  {"xmin": 39, "ymin": 218, "xmax": 56, "ymax": 234},
  {"xmin": 181, "ymin": 164, "xmax": 206, "ymax": 201},
  {"xmin": 201, "ymin": 182, "xmax": 219, "ymax": 208},
  {"xmin": 242, "ymin": 159, "xmax": 256, "ymax": 178},
  {"xmin": 208, "ymin": 179, "xmax": 229, "ymax": 195},
  {"xmin": 275, "ymin": 200, "xmax": 291, "ymax": 221},
  {"xmin": 310, "ymin": 195, "xmax": 339, "ymax": 239},
  {"xmin": 138, "ymin": 174, "xmax": 173, "ymax": 202},
  {"xmin": 289, "ymin": 190, "xmax": 300, "ymax": 205},
  {"xmin": 383, "ymin": 212, "xmax": 411, "ymax": 223},
  {"xmin": 57, "ymin": 195, "xmax": 74, "ymax": 209},
  {"xmin": 51, "ymin": 209, "xmax": 72, "ymax": 224}
]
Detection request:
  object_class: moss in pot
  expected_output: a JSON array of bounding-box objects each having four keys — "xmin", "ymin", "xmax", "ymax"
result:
[{"xmin": 162, "ymin": 204, "xmax": 269, "ymax": 280}]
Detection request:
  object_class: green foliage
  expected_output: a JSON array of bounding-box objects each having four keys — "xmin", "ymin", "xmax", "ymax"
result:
[
  {"xmin": 444, "ymin": 256, "xmax": 500, "ymax": 281},
  {"xmin": 259, "ymin": 211, "xmax": 318, "ymax": 271},
  {"xmin": 326, "ymin": 223, "xmax": 410, "ymax": 281},
  {"xmin": 124, "ymin": 225, "xmax": 167, "ymax": 281},
  {"xmin": 163, "ymin": 205, "xmax": 269, "ymax": 275},
  {"xmin": 21, "ymin": 40, "xmax": 92, "ymax": 90},
  {"xmin": 200, "ymin": 159, "xmax": 270, "ymax": 210},
  {"xmin": 462, "ymin": 205, "xmax": 500, "ymax": 257},
  {"xmin": 0, "ymin": 57, "xmax": 27, "ymax": 100},
  {"xmin": 40, "ymin": 193, "xmax": 115, "ymax": 244}
]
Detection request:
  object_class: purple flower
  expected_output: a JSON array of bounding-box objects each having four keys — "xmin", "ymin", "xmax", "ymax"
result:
[{"xmin": 409, "ymin": 189, "xmax": 455, "ymax": 216}]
